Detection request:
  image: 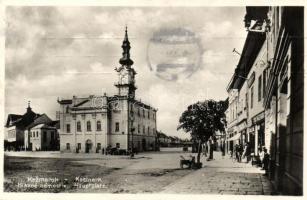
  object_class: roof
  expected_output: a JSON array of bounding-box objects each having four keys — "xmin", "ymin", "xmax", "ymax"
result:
[
  {"xmin": 132, "ymin": 99, "xmax": 158, "ymax": 111},
  {"xmin": 31, "ymin": 123, "xmax": 57, "ymax": 130},
  {"xmin": 6, "ymin": 107, "xmax": 40, "ymax": 128},
  {"xmin": 57, "ymin": 99, "xmax": 73, "ymax": 105},
  {"xmin": 5, "ymin": 114, "xmax": 22, "ymax": 127},
  {"xmin": 25, "ymin": 114, "xmax": 52, "ymax": 129},
  {"xmin": 227, "ymin": 30, "xmax": 266, "ymax": 91},
  {"xmin": 48, "ymin": 120, "xmax": 60, "ymax": 129}
]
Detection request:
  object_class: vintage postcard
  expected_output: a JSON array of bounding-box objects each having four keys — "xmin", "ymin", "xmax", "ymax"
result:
[{"xmin": 1, "ymin": 0, "xmax": 305, "ymax": 199}]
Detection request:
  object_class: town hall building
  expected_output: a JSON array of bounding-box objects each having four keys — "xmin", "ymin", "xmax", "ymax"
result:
[{"xmin": 57, "ymin": 27, "xmax": 158, "ymax": 153}]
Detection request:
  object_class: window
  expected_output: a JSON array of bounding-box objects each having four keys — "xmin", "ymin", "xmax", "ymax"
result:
[
  {"xmin": 66, "ymin": 124, "xmax": 71, "ymax": 133},
  {"xmin": 43, "ymin": 131, "xmax": 47, "ymax": 143},
  {"xmin": 36, "ymin": 131, "xmax": 38, "ymax": 137},
  {"xmin": 258, "ymin": 75, "xmax": 262, "ymax": 101},
  {"xmin": 116, "ymin": 143, "xmax": 120, "ymax": 148},
  {"xmin": 251, "ymin": 86, "xmax": 254, "ymax": 109},
  {"xmin": 115, "ymin": 122, "xmax": 119, "ymax": 132},
  {"xmin": 51, "ymin": 131, "xmax": 55, "ymax": 140},
  {"xmin": 66, "ymin": 143, "xmax": 70, "ymax": 150},
  {"xmin": 87, "ymin": 121, "xmax": 91, "ymax": 131},
  {"xmin": 96, "ymin": 121, "xmax": 101, "ymax": 131},
  {"xmin": 138, "ymin": 124, "xmax": 140, "ymax": 133},
  {"xmin": 263, "ymin": 70, "xmax": 266, "ymax": 97},
  {"xmin": 97, "ymin": 143, "xmax": 101, "ymax": 150},
  {"xmin": 148, "ymin": 127, "xmax": 150, "ymax": 135},
  {"xmin": 77, "ymin": 143, "xmax": 81, "ymax": 150},
  {"xmin": 30, "ymin": 131, "xmax": 33, "ymax": 137},
  {"xmin": 143, "ymin": 125, "xmax": 145, "ymax": 134},
  {"xmin": 77, "ymin": 121, "xmax": 81, "ymax": 132},
  {"xmin": 66, "ymin": 106, "xmax": 69, "ymax": 113}
]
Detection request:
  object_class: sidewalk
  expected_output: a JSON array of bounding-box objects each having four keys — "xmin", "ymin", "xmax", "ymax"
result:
[{"xmin": 161, "ymin": 152, "xmax": 275, "ymax": 195}]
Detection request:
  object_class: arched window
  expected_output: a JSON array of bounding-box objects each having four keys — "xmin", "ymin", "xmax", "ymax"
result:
[
  {"xmin": 77, "ymin": 121, "xmax": 81, "ymax": 132},
  {"xmin": 87, "ymin": 121, "xmax": 91, "ymax": 132},
  {"xmin": 97, "ymin": 121, "xmax": 101, "ymax": 131}
]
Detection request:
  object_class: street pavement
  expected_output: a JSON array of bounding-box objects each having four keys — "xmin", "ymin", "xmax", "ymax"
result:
[
  {"xmin": 5, "ymin": 148, "xmax": 275, "ymax": 194},
  {"xmin": 161, "ymin": 152, "xmax": 275, "ymax": 195}
]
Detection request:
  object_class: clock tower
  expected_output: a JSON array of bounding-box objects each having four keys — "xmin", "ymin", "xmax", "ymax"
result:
[{"xmin": 115, "ymin": 27, "xmax": 137, "ymax": 99}]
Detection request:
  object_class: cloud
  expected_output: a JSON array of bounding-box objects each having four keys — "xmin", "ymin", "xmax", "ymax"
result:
[{"xmin": 5, "ymin": 6, "xmax": 247, "ymax": 139}]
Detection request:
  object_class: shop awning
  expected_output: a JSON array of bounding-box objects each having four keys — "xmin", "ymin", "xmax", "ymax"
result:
[{"xmin": 227, "ymin": 133, "xmax": 241, "ymax": 141}]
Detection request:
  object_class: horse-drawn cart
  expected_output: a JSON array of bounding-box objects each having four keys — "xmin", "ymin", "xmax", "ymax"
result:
[{"xmin": 180, "ymin": 155, "xmax": 195, "ymax": 169}]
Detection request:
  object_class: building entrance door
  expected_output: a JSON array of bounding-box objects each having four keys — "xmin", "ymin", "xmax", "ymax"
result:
[
  {"xmin": 85, "ymin": 139, "xmax": 92, "ymax": 153},
  {"xmin": 142, "ymin": 139, "xmax": 146, "ymax": 151}
]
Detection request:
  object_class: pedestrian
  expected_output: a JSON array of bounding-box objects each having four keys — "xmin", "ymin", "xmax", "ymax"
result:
[
  {"xmin": 206, "ymin": 136, "xmax": 214, "ymax": 161},
  {"xmin": 209, "ymin": 136, "xmax": 214, "ymax": 160},
  {"xmin": 244, "ymin": 142, "xmax": 251, "ymax": 163},
  {"xmin": 220, "ymin": 139, "xmax": 225, "ymax": 159},
  {"xmin": 235, "ymin": 143, "xmax": 243, "ymax": 162},
  {"xmin": 259, "ymin": 146, "xmax": 265, "ymax": 168},
  {"xmin": 262, "ymin": 148, "xmax": 270, "ymax": 175},
  {"xmin": 202, "ymin": 142, "xmax": 208, "ymax": 157}
]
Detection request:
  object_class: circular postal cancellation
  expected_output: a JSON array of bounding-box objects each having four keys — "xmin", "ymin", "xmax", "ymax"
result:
[{"xmin": 147, "ymin": 27, "xmax": 203, "ymax": 81}]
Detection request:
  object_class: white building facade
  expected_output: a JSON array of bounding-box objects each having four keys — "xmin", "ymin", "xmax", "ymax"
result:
[{"xmin": 57, "ymin": 28, "xmax": 157, "ymax": 153}]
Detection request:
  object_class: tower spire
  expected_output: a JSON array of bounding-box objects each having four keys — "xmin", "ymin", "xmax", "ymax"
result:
[
  {"xmin": 27, "ymin": 100, "xmax": 32, "ymax": 112},
  {"xmin": 119, "ymin": 26, "xmax": 134, "ymax": 66}
]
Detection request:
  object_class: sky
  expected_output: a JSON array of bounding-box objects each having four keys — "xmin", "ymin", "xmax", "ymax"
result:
[{"xmin": 5, "ymin": 6, "xmax": 247, "ymax": 139}]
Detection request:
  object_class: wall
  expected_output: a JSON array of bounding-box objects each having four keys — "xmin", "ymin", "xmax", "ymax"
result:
[{"xmin": 29, "ymin": 128, "xmax": 41, "ymax": 151}]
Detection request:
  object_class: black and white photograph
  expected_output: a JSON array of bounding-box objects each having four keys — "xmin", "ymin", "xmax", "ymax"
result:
[{"xmin": 2, "ymin": 1, "xmax": 305, "ymax": 197}]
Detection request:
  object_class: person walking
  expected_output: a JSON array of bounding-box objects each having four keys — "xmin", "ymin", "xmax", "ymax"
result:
[
  {"xmin": 235, "ymin": 144, "xmax": 239, "ymax": 162},
  {"xmin": 262, "ymin": 147, "xmax": 270, "ymax": 176},
  {"xmin": 202, "ymin": 142, "xmax": 208, "ymax": 157},
  {"xmin": 259, "ymin": 146, "xmax": 265, "ymax": 168},
  {"xmin": 235, "ymin": 143, "xmax": 243, "ymax": 162},
  {"xmin": 245, "ymin": 142, "xmax": 251, "ymax": 163},
  {"xmin": 238, "ymin": 143, "xmax": 243, "ymax": 162},
  {"xmin": 220, "ymin": 139, "xmax": 225, "ymax": 159},
  {"xmin": 206, "ymin": 136, "xmax": 214, "ymax": 161}
]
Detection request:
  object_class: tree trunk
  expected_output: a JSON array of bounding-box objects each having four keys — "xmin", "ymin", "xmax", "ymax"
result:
[{"xmin": 197, "ymin": 140, "xmax": 202, "ymax": 163}]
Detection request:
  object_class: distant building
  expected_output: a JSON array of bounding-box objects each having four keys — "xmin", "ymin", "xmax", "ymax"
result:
[
  {"xmin": 4, "ymin": 102, "xmax": 60, "ymax": 152},
  {"xmin": 57, "ymin": 27, "xmax": 157, "ymax": 154},
  {"xmin": 5, "ymin": 102, "xmax": 40, "ymax": 151},
  {"xmin": 24, "ymin": 114, "xmax": 60, "ymax": 151}
]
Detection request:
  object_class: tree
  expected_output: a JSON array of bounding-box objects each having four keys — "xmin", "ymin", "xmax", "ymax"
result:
[{"xmin": 177, "ymin": 99, "xmax": 228, "ymax": 165}]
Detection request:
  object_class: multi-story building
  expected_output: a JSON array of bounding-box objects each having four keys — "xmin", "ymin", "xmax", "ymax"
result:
[
  {"xmin": 5, "ymin": 103, "xmax": 59, "ymax": 152},
  {"xmin": 260, "ymin": 7, "xmax": 303, "ymax": 195},
  {"xmin": 24, "ymin": 114, "xmax": 59, "ymax": 151},
  {"xmin": 226, "ymin": 6, "xmax": 303, "ymax": 195},
  {"xmin": 225, "ymin": 87, "xmax": 238, "ymax": 152},
  {"xmin": 57, "ymin": 28, "xmax": 158, "ymax": 154},
  {"xmin": 5, "ymin": 103, "xmax": 41, "ymax": 151}
]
